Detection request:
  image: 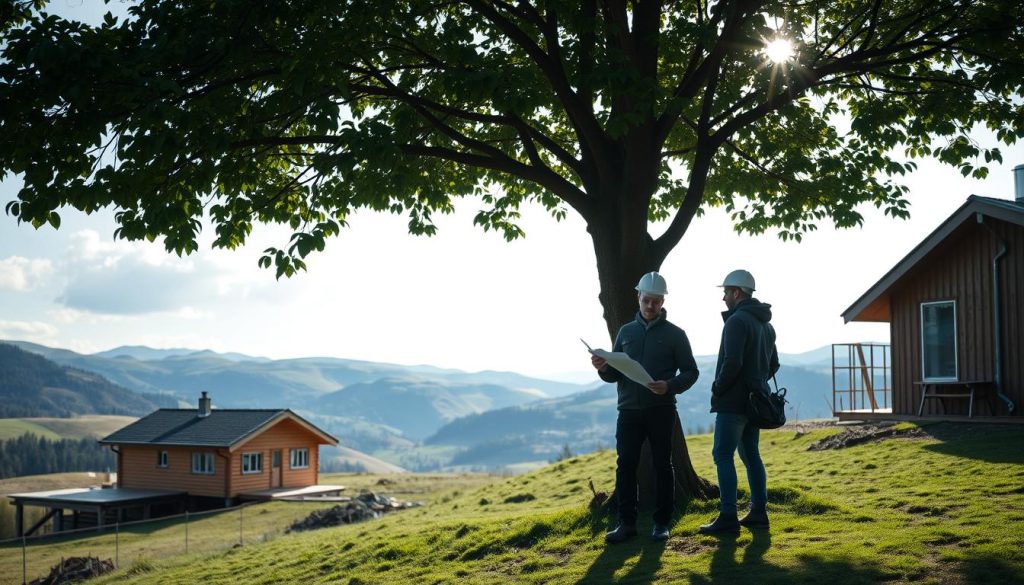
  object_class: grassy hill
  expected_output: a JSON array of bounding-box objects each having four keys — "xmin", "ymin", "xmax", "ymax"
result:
[
  {"xmin": 0, "ymin": 415, "xmax": 137, "ymax": 441},
  {"xmin": 2, "ymin": 420, "xmax": 1022, "ymax": 584}
]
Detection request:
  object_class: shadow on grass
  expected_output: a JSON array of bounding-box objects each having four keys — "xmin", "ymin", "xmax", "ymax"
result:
[
  {"xmin": 575, "ymin": 517, "xmax": 665, "ymax": 585},
  {"xmin": 920, "ymin": 424, "xmax": 1024, "ymax": 464},
  {"xmin": 960, "ymin": 550, "xmax": 1024, "ymax": 585},
  {"xmin": 687, "ymin": 528, "xmax": 895, "ymax": 585}
]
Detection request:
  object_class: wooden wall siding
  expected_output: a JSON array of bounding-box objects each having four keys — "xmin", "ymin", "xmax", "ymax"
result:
[
  {"xmin": 119, "ymin": 445, "xmax": 228, "ymax": 497},
  {"xmin": 230, "ymin": 418, "xmax": 320, "ymax": 495},
  {"xmin": 889, "ymin": 218, "xmax": 1024, "ymax": 416},
  {"xmin": 116, "ymin": 418, "xmax": 325, "ymax": 498}
]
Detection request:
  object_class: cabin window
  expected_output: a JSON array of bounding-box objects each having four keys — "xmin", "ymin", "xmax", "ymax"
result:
[
  {"xmin": 191, "ymin": 452, "xmax": 215, "ymax": 475},
  {"xmin": 921, "ymin": 300, "xmax": 958, "ymax": 381},
  {"xmin": 157, "ymin": 451, "xmax": 168, "ymax": 468},
  {"xmin": 242, "ymin": 452, "xmax": 263, "ymax": 474},
  {"xmin": 290, "ymin": 448, "xmax": 309, "ymax": 469}
]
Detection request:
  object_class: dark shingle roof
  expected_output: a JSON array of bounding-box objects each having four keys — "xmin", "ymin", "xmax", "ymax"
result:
[{"xmin": 99, "ymin": 409, "xmax": 334, "ymax": 448}]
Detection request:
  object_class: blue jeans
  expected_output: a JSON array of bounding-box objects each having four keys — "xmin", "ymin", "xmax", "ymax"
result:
[
  {"xmin": 712, "ymin": 412, "xmax": 767, "ymax": 514},
  {"xmin": 615, "ymin": 406, "xmax": 676, "ymax": 526}
]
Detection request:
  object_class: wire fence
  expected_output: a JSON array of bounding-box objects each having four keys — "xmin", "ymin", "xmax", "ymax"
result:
[{"xmin": 0, "ymin": 500, "xmax": 328, "ymax": 585}]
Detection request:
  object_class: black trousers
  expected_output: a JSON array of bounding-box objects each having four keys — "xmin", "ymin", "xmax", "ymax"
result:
[{"xmin": 614, "ymin": 405, "xmax": 676, "ymax": 526}]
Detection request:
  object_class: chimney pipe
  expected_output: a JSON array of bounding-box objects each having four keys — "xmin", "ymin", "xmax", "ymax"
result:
[
  {"xmin": 1015, "ymin": 164, "xmax": 1024, "ymax": 204},
  {"xmin": 198, "ymin": 391, "xmax": 212, "ymax": 417}
]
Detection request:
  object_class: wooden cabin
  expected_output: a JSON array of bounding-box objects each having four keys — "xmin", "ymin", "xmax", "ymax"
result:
[
  {"xmin": 99, "ymin": 392, "xmax": 339, "ymax": 504},
  {"xmin": 841, "ymin": 194, "xmax": 1023, "ymax": 420}
]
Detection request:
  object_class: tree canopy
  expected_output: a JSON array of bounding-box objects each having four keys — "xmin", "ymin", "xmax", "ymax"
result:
[{"xmin": 2, "ymin": 0, "xmax": 1022, "ymax": 334}]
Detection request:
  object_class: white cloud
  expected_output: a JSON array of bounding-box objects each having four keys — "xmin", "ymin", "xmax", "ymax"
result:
[
  {"xmin": 46, "ymin": 307, "xmax": 126, "ymax": 325},
  {"xmin": 0, "ymin": 256, "xmax": 54, "ymax": 291},
  {"xmin": 56, "ymin": 230, "xmax": 281, "ymax": 315},
  {"xmin": 0, "ymin": 320, "xmax": 59, "ymax": 339}
]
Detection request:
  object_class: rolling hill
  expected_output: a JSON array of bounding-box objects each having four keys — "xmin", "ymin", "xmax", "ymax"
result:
[
  {"xmin": 414, "ymin": 359, "xmax": 833, "ymax": 469},
  {"xmin": 3, "ymin": 339, "xmax": 839, "ymax": 471},
  {"xmin": 3, "ymin": 421, "xmax": 1022, "ymax": 584},
  {"xmin": 0, "ymin": 344, "xmax": 174, "ymax": 418}
]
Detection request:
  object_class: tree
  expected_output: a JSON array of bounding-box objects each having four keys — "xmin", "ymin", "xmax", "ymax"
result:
[{"xmin": 2, "ymin": 0, "xmax": 1022, "ymax": 499}]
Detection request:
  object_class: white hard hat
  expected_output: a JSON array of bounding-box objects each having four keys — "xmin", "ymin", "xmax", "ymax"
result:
[
  {"xmin": 635, "ymin": 271, "xmax": 668, "ymax": 296},
  {"xmin": 720, "ymin": 269, "xmax": 756, "ymax": 291}
]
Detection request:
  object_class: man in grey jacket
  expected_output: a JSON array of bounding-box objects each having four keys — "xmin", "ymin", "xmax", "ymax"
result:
[
  {"xmin": 699, "ymin": 269, "xmax": 780, "ymax": 535},
  {"xmin": 591, "ymin": 271, "xmax": 699, "ymax": 544}
]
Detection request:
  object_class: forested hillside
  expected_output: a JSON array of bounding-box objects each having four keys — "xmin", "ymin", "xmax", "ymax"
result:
[
  {"xmin": 0, "ymin": 434, "xmax": 115, "ymax": 479},
  {"xmin": 0, "ymin": 344, "xmax": 173, "ymax": 417}
]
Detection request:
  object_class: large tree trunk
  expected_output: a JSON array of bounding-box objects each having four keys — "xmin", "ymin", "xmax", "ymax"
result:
[
  {"xmin": 588, "ymin": 204, "xmax": 718, "ymax": 509},
  {"xmin": 636, "ymin": 412, "xmax": 718, "ymax": 505}
]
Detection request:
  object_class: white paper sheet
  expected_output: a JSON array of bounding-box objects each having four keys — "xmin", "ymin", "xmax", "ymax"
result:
[{"xmin": 581, "ymin": 338, "xmax": 654, "ymax": 385}]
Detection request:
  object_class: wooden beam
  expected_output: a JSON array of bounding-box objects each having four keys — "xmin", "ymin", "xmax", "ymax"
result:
[
  {"xmin": 24, "ymin": 508, "xmax": 59, "ymax": 537},
  {"xmin": 855, "ymin": 344, "xmax": 880, "ymax": 410}
]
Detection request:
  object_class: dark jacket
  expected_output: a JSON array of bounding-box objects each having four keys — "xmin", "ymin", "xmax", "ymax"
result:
[
  {"xmin": 599, "ymin": 309, "xmax": 699, "ymax": 410},
  {"xmin": 711, "ymin": 298, "xmax": 780, "ymax": 414}
]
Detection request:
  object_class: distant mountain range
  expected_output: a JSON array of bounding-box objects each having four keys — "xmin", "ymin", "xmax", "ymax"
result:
[
  {"xmin": 3, "ymin": 339, "xmax": 839, "ymax": 472},
  {"xmin": 0, "ymin": 344, "xmax": 176, "ymax": 418},
  {"xmin": 1, "ymin": 340, "xmax": 598, "ymax": 470}
]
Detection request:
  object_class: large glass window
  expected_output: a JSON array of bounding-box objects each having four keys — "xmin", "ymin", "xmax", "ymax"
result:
[
  {"xmin": 242, "ymin": 452, "xmax": 263, "ymax": 474},
  {"xmin": 290, "ymin": 448, "xmax": 309, "ymax": 469},
  {"xmin": 921, "ymin": 301, "xmax": 958, "ymax": 381},
  {"xmin": 191, "ymin": 452, "xmax": 215, "ymax": 475}
]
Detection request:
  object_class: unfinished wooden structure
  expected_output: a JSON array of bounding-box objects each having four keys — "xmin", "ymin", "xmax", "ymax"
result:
[{"xmin": 840, "ymin": 195, "xmax": 1023, "ymax": 421}]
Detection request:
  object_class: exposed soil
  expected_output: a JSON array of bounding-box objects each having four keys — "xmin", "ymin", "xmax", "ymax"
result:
[
  {"xmin": 807, "ymin": 422, "xmax": 926, "ymax": 451},
  {"xmin": 805, "ymin": 420, "xmax": 1023, "ymax": 451}
]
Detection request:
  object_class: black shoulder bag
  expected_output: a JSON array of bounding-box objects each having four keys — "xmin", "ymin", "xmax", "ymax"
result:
[{"xmin": 747, "ymin": 375, "xmax": 787, "ymax": 429}]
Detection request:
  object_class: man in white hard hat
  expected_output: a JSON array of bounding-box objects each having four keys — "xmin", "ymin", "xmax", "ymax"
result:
[
  {"xmin": 699, "ymin": 269, "xmax": 780, "ymax": 535},
  {"xmin": 591, "ymin": 271, "xmax": 699, "ymax": 544}
]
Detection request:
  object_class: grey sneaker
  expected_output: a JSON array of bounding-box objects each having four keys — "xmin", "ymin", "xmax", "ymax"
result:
[{"xmin": 651, "ymin": 523, "xmax": 671, "ymax": 541}]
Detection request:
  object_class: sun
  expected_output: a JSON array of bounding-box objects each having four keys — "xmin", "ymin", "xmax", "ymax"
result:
[{"xmin": 763, "ymin": 37, "xmax": 795, "ymax": 64}]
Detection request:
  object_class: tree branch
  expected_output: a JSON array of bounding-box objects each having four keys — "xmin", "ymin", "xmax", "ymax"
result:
[{"xmin": 463, "ymin": 0, "xmax": 612, "ymax": 170}]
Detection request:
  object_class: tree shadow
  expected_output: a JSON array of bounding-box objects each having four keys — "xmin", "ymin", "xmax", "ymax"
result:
[
  {"xmin": 919, "ymin": 423, "xmax": 1024, "ymax": 464},
  {"xmin": 960, "ymin": 550, "xmax": 1024, "ymax": 584}
]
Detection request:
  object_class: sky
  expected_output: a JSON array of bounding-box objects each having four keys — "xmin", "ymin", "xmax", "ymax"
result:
[{"xmin": 2, "ymin": 2, "xmax": 1023, "ymax": 381}]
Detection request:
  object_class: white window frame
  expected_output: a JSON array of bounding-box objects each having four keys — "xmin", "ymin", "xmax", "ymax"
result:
[
  {"xmin": 241, "ymin": 452, "xmax": 263, "ymax": 474},
  {"xmin": 157, "ymin": 450, "xmax": 168, "ymax": 468},
  {"xmin": 920, "ymin": 300, "xmax": 958, "ymax": 382},
  {"xmin": 290, "ymin": 448, "xmax": 309, "ymax": 469},
  {"xmin": 191, "ymin": 452, "xmax": 215, "ymax": 475}
]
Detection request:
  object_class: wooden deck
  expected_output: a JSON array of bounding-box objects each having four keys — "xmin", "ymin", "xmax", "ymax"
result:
[{"xmin": 238, "ymin": 484, "xmax": 346, "ymax": 501}]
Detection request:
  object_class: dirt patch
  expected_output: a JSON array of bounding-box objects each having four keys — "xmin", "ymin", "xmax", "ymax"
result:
[
  {"xmin": 30, "ymin": 556, "xmax": 115, "ymax": 584},
  {"xmin": 807, "ymin": 420, "xmax": 1024, "ymax": 451},
  {"xmin": 807, "ymin": 423, "xmax": 926, "ymax": 451},
  {"xmin": 667, "ymin": 538, "xmax": 716, "ymax": 556}
]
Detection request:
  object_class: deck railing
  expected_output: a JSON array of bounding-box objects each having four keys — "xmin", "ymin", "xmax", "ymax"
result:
[{"xmin": 832, "ymin": 343, "xmax": 892, "ymax": 413}]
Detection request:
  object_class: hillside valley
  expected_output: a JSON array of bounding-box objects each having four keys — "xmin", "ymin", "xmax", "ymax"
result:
[
  {"xmin": 2, "ymin": 421, "xmax": 1022, "ymax": 584},
  {"xmin": 2, "ymin": 340, "xmax": 837, "ymax": 471}
]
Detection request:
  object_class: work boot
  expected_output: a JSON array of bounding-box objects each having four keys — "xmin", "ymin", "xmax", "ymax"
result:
[
  {"xmin": 698, "ymin": 513, "xmax": 740, "ymax": 535},
  {"xmin": 604, "ymin": 524, "xmax": 637, "ymax": 544},
  {"xmin": 651, "ymin": 523, "xmax": 671, "ymax": 541},
  {"xmin": 739, "ymin": 508, "xmax": 770, "ymax": 528}
]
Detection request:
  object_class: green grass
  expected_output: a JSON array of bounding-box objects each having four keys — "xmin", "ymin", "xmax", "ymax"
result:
[
  {"xmin": 0, "ymin": 420, "xmax": 62, "ymax": 441},
  {"xmin": 0, "ymin": 416, "xmax": 137, "ymax": 441},
  {"xmin": 4, "ymin": 422, "xmax": 1024, "ymax": 584}
]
